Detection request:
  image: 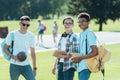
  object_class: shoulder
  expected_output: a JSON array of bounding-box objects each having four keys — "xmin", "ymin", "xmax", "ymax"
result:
[
  {"xmin": 7, "ymin": 30, "xmax": 18, "ymax": 37},
  {"xmin": 9, "ymin": 30, "xmax": 18, "ymax": 34},
  {"xmin": 87, "ymin": 31, "xmax": 96, "ymax": 38},
  {"xmin": 87, "ymin": 31, "xmax": 96, "ymax": 43},
  {"xmin": 71, "ymin": 33, "xmax": 77, "ymax": 38},
  {"xmin": 71, "ymin": 33, "xmax": 78, "ymax": 41},
  {"xmin": 27, "ymin": 31, "xmax": 35, "ymax": 37}
]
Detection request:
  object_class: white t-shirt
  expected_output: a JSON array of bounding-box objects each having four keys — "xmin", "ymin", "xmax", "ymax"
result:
[
  {"xmin": 6, "ymin": 30, "xmax": 35, "ymax": 66},
  {"xmin": 59, "ymin": 37, "xmax": 67, "ymax": 62},
  {"xmin": 53, "ymin": 24, "xmax": 58, "ymax": 33},
  {"xmin": 38, "ymin": 23, "xmax": 43, "ymax": 31}
]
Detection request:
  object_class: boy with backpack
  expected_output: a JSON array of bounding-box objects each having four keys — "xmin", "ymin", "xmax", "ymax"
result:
[
  {"xmin": 4, "ymin": 16, "xmax": 37, "ymax": 80},
  {"xmin": 71, "ymin": 12, "xmax": 98, "ymax": 80}
]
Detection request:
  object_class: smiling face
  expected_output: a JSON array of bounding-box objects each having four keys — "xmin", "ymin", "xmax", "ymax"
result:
[
  {"xmin": 63, "ymin": 18, "xmax": 73, "ymax": 33},
  {"xmin": 78, "ymin": 17, "xmax": 89, "ymax": 31},
  {"xmin": 77, "ymin": 12, "xmax": 90, "ymax": 31},
  {"xmin": 19, "ymin": 20, "xmax": 30, "ymax": 32}
]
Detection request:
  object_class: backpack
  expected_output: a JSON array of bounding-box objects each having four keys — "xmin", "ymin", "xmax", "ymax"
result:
[
  {"xmin": 86, "ymin": 44, "xmax": 111, "ymax": 73},
  {"xmin": 0, "ymin": 32, "xmax": 14, "ymax": 61},
  {"xmin": 43, "ymin": 25, "xmax": 46, "ymax": 31},
  {"xmin": 86, "ymin": 34, "xmax": 111, "ymax": 80}
]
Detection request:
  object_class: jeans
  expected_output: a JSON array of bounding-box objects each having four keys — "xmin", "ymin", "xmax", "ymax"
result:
[
  {"xmin": 78, "ymin": 69, "xmax": 91, "ymax": 80},
  {"xmin": 10, "ymin": 64, "xmax": 35, "ymax": 80},
  {"xmin": 57, "ymin": 62, "xmax": 75, "ymax": 80}
]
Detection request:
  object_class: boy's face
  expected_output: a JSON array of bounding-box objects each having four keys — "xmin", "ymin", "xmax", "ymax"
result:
[
  {"xmin": 19, "ymin": 20, "xmax": 30, "ymax": 32},
  {"xmin": 78, "ymin": 18, "xmax": 89, "ymax": 30},
  {"xmin": 63, "ymin": 19, "xmax": 73, "ymax": 33}
]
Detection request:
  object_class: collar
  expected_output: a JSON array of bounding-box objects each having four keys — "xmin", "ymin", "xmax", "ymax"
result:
[
  {"xmin": 82, "ymin": 27, "xmax": 90, "ymax": 35},
  {"xmin": 61, "ymin": 31, "xmax": 73, "ymax": 37}
]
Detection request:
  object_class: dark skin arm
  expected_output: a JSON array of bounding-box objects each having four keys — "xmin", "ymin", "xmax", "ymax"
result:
[
  {"xmin": 72, "ymin": 45, "xmax": 98, "ymax": 63},
  {"xmin": 55, "ymin": 53, "xmax": 71, "ymax": 58}
]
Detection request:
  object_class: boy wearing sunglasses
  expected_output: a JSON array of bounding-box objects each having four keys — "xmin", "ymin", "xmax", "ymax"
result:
[{"xmin": 4, "ymin": 16, "xmax": 37, "ymax": 80}]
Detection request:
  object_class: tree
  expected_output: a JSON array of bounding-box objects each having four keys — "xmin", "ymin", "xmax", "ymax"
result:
[
  {"xmin": 68, "ymin": 0, "xmax": 120, "ymax": 31},
  {"xmin": 0, "ymin": 0, "xmax": 67, "ymax": 20},
  {"xmin": 30, "ymin": 0, "xmax": 52, "ymax": 19},
  {"xmin": 0, "ymin": 0, "xmax": 30, "ymax": 20},
  {"xmin": 50, "ymin": 0, "xmax": 65, "ymax": 19}
]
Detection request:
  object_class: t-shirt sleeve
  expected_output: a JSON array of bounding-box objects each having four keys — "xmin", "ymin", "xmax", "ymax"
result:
[
  {"xmin": 30, "ymin": 35, "xmax": 35, "ymax": 48},
  {"xmin": 87, "ymin": 32, "xmax": 97, "ymax": 46},
  {"xmin": 6, "ymin": 33, "xmax": 12, "ymax": 46}
]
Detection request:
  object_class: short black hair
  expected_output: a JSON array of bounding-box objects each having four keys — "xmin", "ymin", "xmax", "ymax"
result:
[
  {"xmin": 77, "ymin": 12, "xmax": 90, "ymax": 22},
  {"xmin": 20, "ymin": 16, "xmax": 30, "ymax": 21},
  {"xmin": 63, "ymin": 17, "xmax": 74, "ymax": 24}
]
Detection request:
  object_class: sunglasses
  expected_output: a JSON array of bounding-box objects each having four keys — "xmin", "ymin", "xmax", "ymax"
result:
[
  {"xmin": 21, "ymin": 23, "xmax": 30, "ymax": 27},
  {"xmin": 77, "ymin": 20, "xmax": 88, "ymax": 23},
  {"xmin": 64, "ymin": 22, "xmax": 73, "ymax": 25}
]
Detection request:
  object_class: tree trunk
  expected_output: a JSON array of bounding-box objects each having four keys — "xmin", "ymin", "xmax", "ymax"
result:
[
  {"xmin": 52, "ymin": 14, "xmax": 54, "ymax": 19},
  {"xmin": 57, "ymin": 12, "xmax": 60, "ymax": 19},
  {"xmin": 99, "ymin": 20, "xmax": 103, "ymax": 31}
]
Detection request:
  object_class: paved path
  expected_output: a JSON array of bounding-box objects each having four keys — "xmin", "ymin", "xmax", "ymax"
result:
[
  {"xmin": 0, "ymin": 32, "xmax": 120, "ymax": 56},
  {"xmin": 35, "ymin": 32, "xmax": 120, "ymax": 52}
]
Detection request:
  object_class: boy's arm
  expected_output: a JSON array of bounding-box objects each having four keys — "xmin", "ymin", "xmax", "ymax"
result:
[
  {"xmin": 30, "ymin": 48, "xmax": 37, "ymax": 76},
  {"xmin": 52, "ymin": 59, "xmax": 58, "ymax": 75}
]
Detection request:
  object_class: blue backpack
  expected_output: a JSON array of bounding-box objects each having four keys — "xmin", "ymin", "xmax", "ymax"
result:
[{"xmin": 0, "ymin": 32, "xmax": 14, "ymax": 61}]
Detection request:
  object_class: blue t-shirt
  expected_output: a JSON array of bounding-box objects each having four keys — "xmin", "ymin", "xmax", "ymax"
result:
[{"xmin": 77, "ymin": 28, "xmax": 97, "ymax": 72}]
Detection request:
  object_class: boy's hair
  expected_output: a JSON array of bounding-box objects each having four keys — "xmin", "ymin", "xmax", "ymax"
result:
[
  {"xmin": 20, "ymin": 16, "xmax": 30, "ymax": 22},
  {"xmin": 77, "ymin": 12, "xmax": 90, "ymax": 22},
  {"xmin": 63, "ymin": 17, "xmax": 74, "ymax": 24}
]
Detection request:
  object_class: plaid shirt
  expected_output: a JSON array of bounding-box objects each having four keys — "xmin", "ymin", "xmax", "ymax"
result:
[{"xmin": 58, "ymin": 32, "xmax": 79, "ymax": 71}]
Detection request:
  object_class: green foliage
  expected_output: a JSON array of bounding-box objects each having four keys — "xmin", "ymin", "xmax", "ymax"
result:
[
  {"xmin": 50, "ymin": 0, "xmax": 65, "ymax": 18},
  {"xmin": 68, "ymin": 0, "xmax": 120, "ymax": 31},
  {"xmin": 30, "ymin": 0, "xmax": 52, "ymax": 19},
  {"xmin": 0, "ymin": 0, "xmax": 24, "ymax": 20},
  {"xmin": 0, "ymin": 0, "xmax": 66, "ymax": 20}
]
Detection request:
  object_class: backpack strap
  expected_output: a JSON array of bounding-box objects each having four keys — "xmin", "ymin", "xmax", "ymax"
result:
[
  {"xmin": 10, "ymin": 32, "xmax": 14, "ymax": 54},
  {"xmin": 86, "ymin": 33, "xmax": 105, "ymax": 80},
  {"xmin": 86, "ymin": 35, "xmax": 88, "ymax": 55}
]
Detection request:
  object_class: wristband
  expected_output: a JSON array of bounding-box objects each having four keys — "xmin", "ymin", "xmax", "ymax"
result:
[{"xmin": 33, "ymin": 67, "xmax": 37, "ymax": 70}]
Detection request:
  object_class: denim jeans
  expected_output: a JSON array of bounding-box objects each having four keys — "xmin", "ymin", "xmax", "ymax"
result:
[
  {"xmin": 78, "ymin": 69, "xmax": 91, "ymax": 80},
  {"xmin": 57, "ymin": 62, "xmax": 75, "ymax": 80},
  {"xmin": 10, "ymin": 64, "xmax": 35, "ymax": 80}
]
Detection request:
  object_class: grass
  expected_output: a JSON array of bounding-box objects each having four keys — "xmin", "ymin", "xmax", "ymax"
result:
[
  {"xmin": 0, "ymin": 16, "xmax": 120, "ymax": 36},
  {"xmin": 0, "ymin": 44, "xmax": 120, "ymax": 80}
]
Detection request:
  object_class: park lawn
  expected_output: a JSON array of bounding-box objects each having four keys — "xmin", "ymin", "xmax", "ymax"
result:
[
  {"xmin": 0, "ymin": 15, "xmax": 120, "ymax": 35},
  {"xmin": 0, "ymin": 44, "xmax": 120, "ymax": 80}
]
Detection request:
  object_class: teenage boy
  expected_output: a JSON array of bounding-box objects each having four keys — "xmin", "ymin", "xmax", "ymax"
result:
[
  {"xmin": 4, "ymin": 16, "xmax": 37, "ymax": 80},
  {"xmin": 72, "ymin": 12, "xmax": 98, "ymax": 80},
  {"xmin": 52, "ymin": 17, "xmax": 78, "ymax": 80}
]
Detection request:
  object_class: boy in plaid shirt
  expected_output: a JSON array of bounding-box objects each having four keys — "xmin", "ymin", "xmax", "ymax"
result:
[{"xmin": 52, "ymin": 17, "xmax": 79, "ymax": 80}]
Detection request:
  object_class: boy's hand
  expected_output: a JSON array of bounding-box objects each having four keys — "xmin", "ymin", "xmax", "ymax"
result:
[{"xmin": 71, "ymin": 56, "xmax": 83, "ymax": 63}]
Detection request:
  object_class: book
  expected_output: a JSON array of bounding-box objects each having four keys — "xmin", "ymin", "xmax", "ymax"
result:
[
  {"xmin": 53, "ymin": 50, "xmax": 66, "ymax": 57},
  {"xmin": 71, "ymin": 53, "xmax": 82, "ymax": 58}
]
